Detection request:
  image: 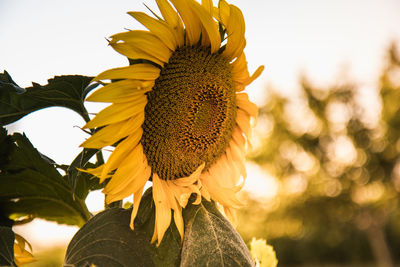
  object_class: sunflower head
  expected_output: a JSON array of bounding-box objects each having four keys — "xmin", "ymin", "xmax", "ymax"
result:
[
  {"xmin": 81, "ymin": 0, "xmax": 264, "ymax": 245},
  {"xmin": 142, "ymin": 46, "xmax": 237, "ymax": 181}
]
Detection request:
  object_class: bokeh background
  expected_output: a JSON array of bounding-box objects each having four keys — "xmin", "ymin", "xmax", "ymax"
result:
[{"xmin": 1, "ymin": 0, "xmax": 400, "ymax": 266}]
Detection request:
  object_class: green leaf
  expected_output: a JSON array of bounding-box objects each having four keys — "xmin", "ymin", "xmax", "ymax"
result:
[
  {"xmin": 68, "ymin": 167, "xmax": 106, "ymax": 201},
  {"xmin": 0, "ymin": 127, "xmax": 14, "ymax": 169},
  {"xmin": 0, "ymin": 128, "xmax": 91, "ymax": 226},
  {"xmin": 66, "ymin": 148, "xmax": 106, "ymax": 200},
  {"xmin": 0, "ymin": 226, "xmax": 17, "ymax": 266},
  {"xmin": 181, "ymin": 200, "xmax": 254, "ymax": 267},
  {"xmin": 64, "ymin": 189, "xmax": 181, "ymax": 267},
  {"xmin": 65, "ymin": 187, "xmax": 254, "ymax": 266},
  {"xmin": 0, "ymin": 71, "xmax": 96, "ymax": 125},
  {"xmin": 55, "ymin": 149, "xmax": 107, "ymax": 200}
]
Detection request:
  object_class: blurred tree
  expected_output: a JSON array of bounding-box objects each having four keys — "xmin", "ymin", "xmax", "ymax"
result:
[{"xmin": 239, "ymin": 44, "xmax": 400, "ymax": 266}]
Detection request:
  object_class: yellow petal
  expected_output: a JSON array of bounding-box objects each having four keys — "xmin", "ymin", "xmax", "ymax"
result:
[
  {"xmin": 166, "ymin": 182, "xmax": 191, "ymax": 207},
  {"xmin": 233, "ymin": 53, "xmax": 264, "ymax": 87},
  {"xmin": 207, "ymin": 154, "xmax": 244, "ymax": 194},
  {"xmin": 111, "ymin": 43, "xmax": 166, "ymax": 66},
  {"xmin": 230, "ymin": 127, "xmax": 247, "ymax": 175},
  {"xmin": 162, "ymin": 181, "xmax": 185, "ymax": 239},
  {"xmin": 219, "ymin": 154, "xmax": 245, "ymax": 189},
  {"xmin": 173, "ymin": 163, "xmax": 205, "ymax": 187},
  {"xmin": 212, "ymin": 6, "xmax": 220, "ymax": 21},
  {"xmin": 155, "ymin": 163, "xmax": 205, "ymax": 210},
  {"xmin": 174, "ymin": 211, "xmax": 184, "ymax": 241},
  {"xmin": 191, "ymin": 185, "xmax": 202, "ymax": 205},
  {"xmin": 155, "ymin": 0, "xmax": 185, "ymax": 46},
  {"xmin": 106, "ymin": 163, "xmax": 150, "ymax": 204},
  {"xmin": 100, "ymin": 128, "xmax": 143, "ymax": 180},
  {"xmin": 87, "ymin": 89, "xmax": 150, "ymax": 105},
  {"xmin": 83, "ymin": 96, "xmax": 147, "ymax": 129},
  {"xmin": 236, "ymin": 93, "xmax": 258, "ymax": 119},
  {"xmin": 201, "ymin": 0, "xmax": 213, "ymax": 13},
  {"xmin": 188, "ymin": 0, "xmax": 221, "ymax": 53},
  {"xmin": 103, "ymin": 144, "xmax": 145, "ymax": 195},
  {"xmin": 226, "ymin": 145, "xmax": 246, "ymax": 178},
  {"xmin": 220, "ymin": 153, "xmax": 240, "ymax": 185},
  {"xmin": 235, "ymin": 83, "xmax": 245, "ymax": 92},
  {"xmin": 208, "ymin": 155, "xmax": 234, "ymax": 188},
  {"xmin": 156, "ymin": 0, "xmax": 181, "ymax": 27},
  {"xmin": 128, "ymin": 11, "xmax": 177, "ymax": 51},
  {"xmin": 247, "ymin": 65, "xmax": 265, "ymax": 85},
  {"xmin": 220, "ymin": 3, "xmax": 246, "ymax": 60},
  {"xmin": 232, "ymin": 52, "xmax": 250, "ymax": 84},
  {"xmin": 218, "ymin": 0, "xmax": 230, "ymax": 25},
  {"xmin": 236, "ymin": 108, "xmax": 252, "ymax": 140},
  {"xmin": 224, "ymin": 206, "xmax": 238, "ymax": 226},
  {"xmin": 170, "ymin": 195, "xmax": 184, "ymax": 240},
  {"xmin": 14, "ymin": 233, "xmax": 32, "ymax": 252},
  {"xmin": 80, "ymin": 123, "xmax": 122, "ymax": 149},
  {"xmin": 170, "ymin": 0, "xmax": 201, "ymax": 46},
  {"xmin": 231, "ymin": 137, "xmax": 245, "ymax": 158},
  {"xmin": 200, "ymin": 185, "xmax": 211, "ymax": 201},
  {"xmin": 80, "ymin": 114, "xmax": 144, "ymax": 149},
  {"xmin": 87, "ymin": 80, "xmax": 154, "ymax": 103},
  {"xmin": 77, "ymin": 165, "xmax": 112, "ymax": 182},
  {"xmin": 110, "ymin": 30, "xmax": 172, "ymax": 63},
  {"xmin": 130, "ymin": 184, "xmax": 146, "ymax": 229},
  {"xmin": 94, "ymin": 63, "xmax": 160, "ymax": 81},
  {"xmin": 118, "ymin": 161, "xmax": 151, "ymax": 199},
  {"xmin": 232, "ymin": 126, "xmax": 246, "ymax": 151},
  {"xmin": 14, "ymin": 234, "xmax": 35, "ymax": 266},
  {"xmin": 224, "ymin": 148, "xmax": 239, "ymax": 179},
  {"xmin": 152, "ymin": 173, "xmax": 172, "ymax": 245},
  {"xmin": 200, "ymin": 172, "xmax": 243, "ymax": 209}
]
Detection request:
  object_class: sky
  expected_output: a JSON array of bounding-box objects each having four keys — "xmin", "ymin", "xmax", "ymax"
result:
[{"xmin": 1, "ymin": 0, "xmax": 400, "ymax": 252}]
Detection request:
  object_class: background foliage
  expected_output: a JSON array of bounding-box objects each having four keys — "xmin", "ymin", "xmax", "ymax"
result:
[{"xmin": 237, "ymin": 44, "xmax": 400, "ymax": 266}]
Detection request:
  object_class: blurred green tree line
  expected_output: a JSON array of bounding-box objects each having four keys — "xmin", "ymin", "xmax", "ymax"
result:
[{"xmin": 238, "ymin": 43, "xmax": 400, "ymax": 267}]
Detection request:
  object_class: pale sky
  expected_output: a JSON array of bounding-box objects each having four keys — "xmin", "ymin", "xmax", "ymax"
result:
[{"xmin": 1, "ymin": 0, "xmax": 400, "ymax": 252}]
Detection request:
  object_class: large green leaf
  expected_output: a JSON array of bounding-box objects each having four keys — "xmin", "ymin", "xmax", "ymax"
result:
[
  {"xmin": 0, "ymin": 71, "xmax": 96, "ymax": 125},
  {"xmin": 181, "ymin": 200, "xmax": 254, "ymax": 267},
  {"xmin": 0, "ymin": 226, "xmax": 16, "ymax": 266},
  {"xmin": 64, "ymin": 189, "xmax": 181, "ymax": 267},
  {"xmin": 65, "ymin": 187, "xmax": 254, "ymax": 266},
  {"xmin": 0, "ymin": 127, "xmax": 91, "ymax": 226}
]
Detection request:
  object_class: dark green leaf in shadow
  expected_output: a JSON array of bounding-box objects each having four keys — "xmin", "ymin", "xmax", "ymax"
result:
[
  {"xmin": 56, "ymin": 149, "xmax": 107, "ymax": 200},
  {"xmin": 66, "ymin": 148, "xmax": 106, "ymax": 200},
  {"xmin": 181, "ymin": 200, "xmax": 254, "ymax": 267},
  {"xmin": 64, "ymin": 188, "xmax": 181, "ymax": 267},
  {"xmin": 0, "ymin": 226, "xmax": 16, "ymax": 266},
  {"xmin": 0, "ymin": 71, "xmax": 96, "ymax": 126},
  {"xmin": 0, "ymin": 71, "xmax": 23, "ymax": 93},
  {"xmin": 69, "ymin": 167, "xmax": 107, "ymax": 201},
  {"xmin": 0, "ymin": 128, "xmax": 91, "ymax": 226},
  {"xmin": 0, "ymin": 127, "xmax": 14, "ymax": 169}
]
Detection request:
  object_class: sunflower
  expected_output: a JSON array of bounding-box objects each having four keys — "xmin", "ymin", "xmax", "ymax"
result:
[{"xmin": 81, "ymin": 0, "xmax": 263, "ymax": 245}]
